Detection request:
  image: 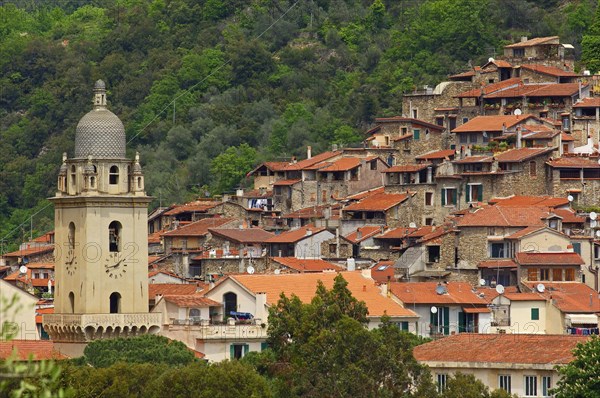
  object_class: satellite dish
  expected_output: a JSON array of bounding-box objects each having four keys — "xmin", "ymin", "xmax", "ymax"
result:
[
  {"xmin": 409, "ymin": 222, "xmax": 417, "ymax": 228},
  {"xmin": 536, "ymin": 283, "xmax": 546, "ymax": 293},
  {"xmin": 596, "ymin": 230, "xmax": 600, "ymax": 238},
  {"xmin": 488, "ymin": 57, "xmax": 495, "ymax": 63},
  {"xmin": 495, "ymin": 284, "xmax": 505, "ymax": 295},
  {"xmin": 479, "ymin": 278, "xmax": 486, "ymax": 286},
  {"xmin": 435, "ymin": 285, "xmax": 447, "ymax": 295},
  {"xmin": 590, "ymin": 212, "xmax": 598, "ymax": 221},
  {"xmin": 19, "ymin": 265, "xmax": 27, "ymax": 274},
  {"xmin": 274, "ymin": 269, "xmax": 281, "ymax": 275},
  {"xmin": 567, "ymin": 195, "xmax": 574, "ymax": 202},
  {"xmin": 246, "ymin": 265, "xmax": 255, "ymax": 274},
  {"xmin": 482, "ymin": 131, "xmax": 488, "ymax": 138},
  {"xmin": 513, "ymin": 108, "xmax": 522, "ymax": 116},
  {"xmin": 430, "ymin": 306, "xmax": 438, "ymax": 314}
]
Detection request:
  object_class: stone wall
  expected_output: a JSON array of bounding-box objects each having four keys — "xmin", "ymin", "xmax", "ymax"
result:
[
  {"xmin": 202, "ymin": 257, "xmax": 268, "ymax": 279},
  {"xmin": 550, "ymin": 171, "xmax": 600, "ymax": 207},
  {"xmin": 402, "ymin": 81, "xmax": 474, "ymax": 123},
  {"xmin": 385, "ymin": 184, "xmax": 439, "ymax": 225},
  {"xmin": 456, "ymin": 227, "xmax": 489, "ymax": 270},
  {"xmin": 320, "ymin": 237, "xmax": 353, "ymax": 259}
]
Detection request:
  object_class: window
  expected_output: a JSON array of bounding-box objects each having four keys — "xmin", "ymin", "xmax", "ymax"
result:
[
  {"xmin": 449, "ymin": 117, "xmax": 457, "ymax": 130},
  {"xmin": 469, "ymin": 133, "xmax": 478, "ymax": 143},
  {"xmin": 425, "ymin": 217, "xmax": 433, "ymax": 226},
  {"xmin": 462, "ymin": 117, "xmax": 469, "ymax": 124},
  {"xmin": 403, "ymin": 139, "xmax": 410, "ymax": 151},
  {"xmin": 528, "ymin": 268, "xmax": 538, "ymax": 281},
  {"xmin": 70, "ymin": 165, "xmax": 76, "ymax": 187},
  {"xmin": 436, "ymin": 117, "xmax": 444, "ymax": 126},
  {"xmin": 565, "ymin": 268, "xmax": 575, "ymax": 281},
  {"xmin": 108, "ymin": 221, "xmax": 122, "ymax": 252},
  {"xmin": 498, "ymin": 375, "xmax": 511, "ymax": 393},
  {"xmin": 428, "ymin": 246, "xmax": 440, "ymax": 263},
  {"xmin": 530, "ymin": 161, "xmax": 537, "ymax": 177},
  {"xmin": 109, "ymin": 165, "xmax": 119, "ymax": 185},
  {"xmin": 370, "ymin": 160, "xmax": 377, "ymax": 170},
  {"xmin": 572, "ymin": 242, "xmax": 581, "ymax": 255},
  {"xmin": 224, "ymin": 292, "xmax": 238, "ymax": 319},
  {"xmin": 413, "ymin": 129, "xmax": 420, "ymax": 141},
  {"xmin": 553, "ymin": 268, "xmax": 563, "ymax": 281},
  {"xmin": 483, "ymin": 132, "xmax": 489, "ymax": 143},
  {"xmin": 460, "ymin": 134, "xmax": 468, "ymax": 144},
  {"xmin": 425, "ymin": 129, "xmax": 430, "ymax": 140},
  {"xmin": 425, "ymin": 192, "xmax": 433, "ymax": 206},
  {"xmin": 69, "ymin": 292, "xmax": 75, "ymax": 314},
  {"xmin": 329, "ymin": 244, "xmax": 337, "ymax": 254},
  {"xmin": 540, "ymin": 269, "xmax": 550, "ymax": 281},
  {"xmin": 531, "ymin": 308, "xmax": 539, "ymax": 320},
  {"xmin": 542, "ymin": 376, "xmax": 551, "ymax": 397},
  {"xmin": 524, "ymin": 375, "xmax": 537, "ymax": 396},
  {"xmin": 412, "ymin": 109, "xmax": 418, "ymax": 119},
  {"xmin": 513, "ymin": 48, "xmax": 525, "ymax": 57},
  {"xmin": 441, "ymin": 188, "xmax": 457, "ymax": 206},
  {"xmin": 230, "ymin": 343, "xmax": 249, "ymax": 359},
  {"xmin": 68, "ymin": 222, "xmax": 76, "ymax": 250},
  {"xmin": 466, "ymin": 184, "xmax": 483, "ymax": 203},
  {"xmin": 490, "ymin": 242, "xmax": 507, "ymax": 258},
  {"xmin": 488, "ymin": 227, "xmax": 496, "ymax": 236},
  {"xmin": 430, "ymin": 307, "xmax": 450, "ymax": 335},
  {"xmin": 436, "ymin": 374, "xmax": 447, "ymax": 393},
  {"xmin": 109, "ymin": 292, "xmax": 121, "ymax": 314}
]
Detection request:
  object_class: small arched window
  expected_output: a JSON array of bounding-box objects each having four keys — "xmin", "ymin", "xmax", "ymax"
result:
[
  {"xmin": 108, "ymin": 221, "xmax": 122, "ymax": 252},
  {"xmin": 90, "ymin": 176, "xmax": 96, "ymax": 188},
  {"xmin": 68, "ymin": 222, "xmax": 76, "ymax": 249},
  {"xmin": 137, "ymin": 177, "xmax": 142, "ymax": 189},
  {"xmin": 109, "ymin": 166, "xmax": 119, "ymax": 185},
  {"xmin": 189, "ymin": 308, "xmax": 201, "ymax": 318},
  {"xmin": 70, "ymin": 165, "xmax": 76, "ymax": 186},
  {"xmin": 109, "ymin": 292, "xmax": 121, "ymax": 313},
  {"xmin": 69, "ymin": 292, "xmax": 75, "ymax": 313}
]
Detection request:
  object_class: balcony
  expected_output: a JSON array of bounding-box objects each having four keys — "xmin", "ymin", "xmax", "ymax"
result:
[{"xmin": 164, "ymin": 317, "xmax": 268, "ymax": 340}]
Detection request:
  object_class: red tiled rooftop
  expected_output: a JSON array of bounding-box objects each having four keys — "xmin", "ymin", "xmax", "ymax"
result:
[
  {"xmin": 547, "ymin": 156, "xmax": 600, "ymax": 169},
  {"xmin": 390, "ymin": 282, "xmax": 489, "ymax": 305},
  {"xmin": 516, "ymin": 251, "xmax": 584, "ymax": 266},
  {"xmin": 373, "ymin": 117, "xmax": 444, "ymax": 131},
  {"xmin": 161, "ymin": 217, "xmax": 234, "ymax": 237},
  {"xmin": 345, "ymin": 186, "xmax": 385, "ymax": 201},
  {"xmin": 343, "ymin": 192, "xmax": 410, "ymax": 212},
  {"xmin": 524, "ymin": 83, "xmax": 584, "ymax": 98},
  {"xmin": 376, "ymin": 227, "xmax": 418, "ymax": 240},
  {"xmin": 265, "ymin": 225, "xmax": 326, "ymax": 244},
  {"xmin": 0, "ymin": 340, "xmax": 68, "ymax": 360},
  {"xmin": 163, "ymin": 200, "xmax": 221, "ymax": 216},
  {"xmin": 477, "ymin": 259, "xmax": 518, "ymax": 269},
  {"xmin": 494, "ymin": 147, "xmax": 554, "ymax": 163},
  {"xmin": 456, "ymin": 206, "xmax": 548, "ymax": 227},
  {"xmin": 285, "ymin": 151, "xmax": 343, "ymax": 171},
  {"xmin": 345, "ymin": 226, "xmax": 384, "ymax": 243},
  {"xmin": 489, "ymin": 195, "xmax": 569, "ymax": 208},
  {"xmin": 553, "ymin": 209, "xmax": 585, "ymax": 223},
  {"xmin": 521, "ymin": 64, "xmax": 579, "ymax": 77},
  {"xmin": 415, "ymin": 149, "xmax": 456, "ymax": 160},
  {"xmin": 504, "ymin": 226, "xmax": 547, "ymax": 239},
  {"xmin": 208, "ymin": 228, "xmax": 274, "ymax": 244},
  {"xmin": 453, "ymin": 156, "xmax": 493, "ymax": 164},
  {"xmin": 414, "ymin": 333, "xmax": 587, "ymax": 365},
  {"xmin": 573, "ymin": 97, "xmax": 600, "ymax": 108},
  {"xmin": 32, "ymin": 231, "xmax": 54, "ymax": 243},
  {"xmin": 162, "ymin": 295, "xmax": 220, "ymax": 307},
  {"xmin": 503, "ymin": 292, "xmax": 545, "ymax": 301},
  {"xmin": 271, "ymin": 257, "xmax": 343, "ymax": 273},
  {"xmin": 505, "ymin": 36, "xmax": 559, "ymax": 48},
  {"xmin": 452, "ymin": 115, "xmax": 536, "ymax": 133},
  {"xmin": 561, "ymin": 132, "xmax": 575, "ymax": 142},
  {"xmin": 272, "ymin": 179, "xmax": 301, "ymax": 186},
  {"xmin": 383, "ymin": 164, "xmax": 430, "ymax": 173},
  {"xmin": 284, "ymin": 204, "xmax": 341, "ymax": 219},
  {"xmin": 455, "ymin": 78, "xmax": 522, "ymax": 98},
  {"xmin": 149, "ymin": 283, "xmax": 202, "ymax": 297},
  {"xmin": 524, "ymin": 282, "xmax": 600, "ymax": 313},
  {"xmin": 2, "ymin": 245, "xmax": 54, "ymax": 258},
  {"xmin": 316, "ymin": 156, "xmax": 380, "ymax": 172}
]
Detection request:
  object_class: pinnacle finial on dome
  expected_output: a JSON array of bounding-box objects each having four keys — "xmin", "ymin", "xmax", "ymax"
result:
[{"xmin": 93, "ymin": 80, "xmax": 107, "ymax": 109}]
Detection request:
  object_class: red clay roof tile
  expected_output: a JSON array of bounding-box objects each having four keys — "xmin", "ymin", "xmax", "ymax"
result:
[{"xmin": 271, "ymin": 257, "xmax": 343, "ymax": 272}]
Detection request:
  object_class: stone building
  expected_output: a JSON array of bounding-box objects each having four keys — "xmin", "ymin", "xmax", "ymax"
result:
[{"xmin": 43, "ymin": 80, "xmax": 161, "ymax": 356}]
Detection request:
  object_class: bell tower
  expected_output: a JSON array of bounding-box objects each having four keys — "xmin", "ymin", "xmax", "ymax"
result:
[{"xmin": 44, "ymin": 80, "xmax": 160, "ymax": 356}]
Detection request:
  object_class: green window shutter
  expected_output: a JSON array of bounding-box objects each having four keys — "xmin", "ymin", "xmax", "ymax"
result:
[
  {"xmin": 451, "ymin": 189, "xmax": 457, "ymax": 205},
  {"xmin": 458, "ymin": 312, "xmax": 466, "ymax": 333},
  {"xmin": 443, "ymin": 307, "xmax": 450, "ymax": 335},
  {"xmin": 466, "ymin": 185, "xmax": 471, "ymax": 203},
  {"xmin": 531, "ymin": 308, "xmax": 539, "ymax": 320},
  {"xmin": 441, "ymin": 189, "xmax": 446, "ymax": 206},
  {"xmin": 478, "ymin": 185, "xmax": 483, "ymax": 201},
  {"xmin": 230, "ymin": 344, "xmax": 235, "ymax": 359},
  {"xmin": 413, "ymin": 129, "xmax": 420, "ymax": 140},
  {"xmin": 261, "ymin": 342, "xmax": 268, "ymax": 351},
  {"xmin": 401, "ymin": 321, "xmax": 409, "ymax": 331},
  {"xmin": 572, "ymin": 242, "xmax": 581, "ymax": 254},
  {"xmin": 243, "ymin": 344, "xmax": 249, "ymax": 355}
]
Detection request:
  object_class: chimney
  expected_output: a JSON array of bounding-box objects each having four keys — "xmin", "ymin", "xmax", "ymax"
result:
[
  {"xmin": 307, "ymin": 146, "xmax": 312, "ymax": 159},
  {"xmin": 356, "ymin": 228, "xmax": 362, "ymax": 240},
  {"xmin": 516, "ymin": 126, "xmax": 522, "ymax": 149},
  {"xmin": 521, "ymin": 36, "xmax": 528, "ymax": 42},
  {"xmin": 332, "ymin": 143, "xmax": 338, "ymax": 151}
]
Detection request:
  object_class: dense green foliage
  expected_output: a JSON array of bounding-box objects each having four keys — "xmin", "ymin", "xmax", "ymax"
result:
[
  {"xmin": 0, "ymin": 0, "xmax": 597, "ymax": 250},
  {"xmin": 552, "ymin": 336, "xmax": 600, "ymax": 398},
  {"xmin": 443, "ymin": 373, "xmax": 516, "ymax": 398},
  {"xmin": 77, "ymin": 334, "xmax": 196, "ymax": 367}
]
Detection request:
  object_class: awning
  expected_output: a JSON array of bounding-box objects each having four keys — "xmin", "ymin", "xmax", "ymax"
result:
[
  {"xmin": 463, "ymin": 307, "xmax": 491, "ymax": 314},
  {"xmin": 566, "ymin": 313, "xmax": 598, "ymax": 325}
]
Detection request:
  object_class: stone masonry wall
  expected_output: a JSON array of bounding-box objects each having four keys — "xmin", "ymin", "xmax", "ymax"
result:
[{"xmin": 456, "ymin": 227, "xmax": 489, "ymax": 270}]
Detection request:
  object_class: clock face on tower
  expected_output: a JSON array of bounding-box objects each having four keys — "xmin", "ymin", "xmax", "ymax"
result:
[
  {"xmin": 104, "ymin": 252, "xmax": 128, "ymax": 278},
  {"xmin": 65, "ymin": 248, "xmax": 78, "ymax": 276}
]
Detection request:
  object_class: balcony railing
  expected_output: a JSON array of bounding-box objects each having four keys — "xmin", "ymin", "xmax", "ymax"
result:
[{"xmin": 165, "ymin": 317, "xmax": 268, "ymax": 340}]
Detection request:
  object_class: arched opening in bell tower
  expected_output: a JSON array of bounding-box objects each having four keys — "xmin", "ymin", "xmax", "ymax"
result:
[
  {"xmin": 68, "ymin": 222, "xmax": 76, "ymax": 249},
  {"xmin": 69, "ymin": 292, "xmax": 75, "ymax": 313},
  {"xmin": 70, "ymin": 165, "xmax": 76, "ymax": 188},
  {"xmin": 109, "ymin": 165, "xmax": 119, "ymax": 185},
  {"xmin": 108, "ymin": 221, "xmax": 122, "ymax": 252},
  {"xmin": 109, "ymin": 292, "xmax": 121, "ymax": 313}
]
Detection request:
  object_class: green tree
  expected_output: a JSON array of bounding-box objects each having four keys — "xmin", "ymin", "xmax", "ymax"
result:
[
  {"xmin": 552, "ymin": 336, "xmax": 600, "ymax": 398},
  {"xmin": 442, "ymin": 372, "xmax": 516, "ymax": 398},
  {"xmin": 209, "ymin": 143, "xmax": 257, "ymax": 194},
  {"xmin": 79, "ymin": 334, "xmax": 196, "ymax": 368},
  {"xmin": 581, "ymin": 1, "xmax": 600, "ymax": 73}
]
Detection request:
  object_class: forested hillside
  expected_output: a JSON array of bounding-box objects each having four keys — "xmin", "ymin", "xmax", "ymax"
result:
[{"xmin": 0, "ymin": 0, "xmax": 596, "ymax": 249}]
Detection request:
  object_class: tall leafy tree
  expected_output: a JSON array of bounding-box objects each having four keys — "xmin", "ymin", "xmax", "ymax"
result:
[{"xmin": 552, "ymin": 336, "xmax": 600, "ymax": 398}]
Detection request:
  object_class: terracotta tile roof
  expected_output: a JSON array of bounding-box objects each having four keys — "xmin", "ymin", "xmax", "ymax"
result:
[
  {"xmin": 345, "ymin": 226, "xmax": 384, "ymax": 243},
  {"xmin": 553, "ymin": 209, "xmax": 585, "ymax": 223},
  {"xmin": 407, "ymin": 226, "xmax": 435, "ymax": 238},
  {"xmin": 453, "ymin": 156, "xmax": 493, "ymax": 164},
  {"xmin": 4, "ymin": 269, "xmax": 55, "ymax": 288},
  {"xmin": 455, "ymin": 77, "xmax": 522, "ymax": 98},
  {"xmin": 456, "ymin": 206, "xmax": 548, "ymax": 227},
  {"xmin": 524, "ymin": 282, "xmax": 600, "ymax": 313},
  {"xmin": 505, "ymin": 226, "xmax": 547, "ymax": 239},
  {"xmin": 2, "ymin": 245, "xmax": 54, "ymax": 258},
  {"xmin": 495, "ymin": 147, "xmax": 554, "ymax": 163},
  {"xmin": 316, "ymin": 156, "xmax": 379, "ymax": 172},
  {"xmin": 477, "ymin": 259, "xmax": 518, "ymax": 269},
  {"xmin": 413, "ymin": 333, "xmax": 587, "ymax": 365},
  {"xmin": 417, "ymin": 227, "xmax": 454, "ymax": 244},
  {"xmin": 489, "ymin": 195, "xmax": 569, "ymax": 208},
  {"xmin": 343, "ymin": 192, "xmax": 410, "ymax": 212},
  {"xmin": 24, "ymin": 262, "xmax": 54, "ymax": 270},
  {"xmin": 390, "ymin": 282, "xmax": 489, "ymax": 306},
  {"xmin": 376, "ymin": 227, "xmax": 417, "ymax": 240},
  {"xmin": 491, "ymin": 60, "xmax": 512, "ymax": 68},
  {"xmin": 148, "ymin": 255, "xmax": 163, "ymax": 265},
  {"xmin": 149, "ymin": 283, "xmax": 202, "ymax": 297},
  {"xmin": 148, "ymin": 270, "xmax": 186, "ymax": 280},
  {"xmin": 503, "ymin": 292, "xmax": 545, "ymax": 301},
  {"xmin": 283, "ymin": 204, "xmax": 341, "ymax": 219},
  {"xmin": 415, "ymin": 149, "xmax": 456, "ymax": 160},
  {"xmin": 161, "ymin": 217, "xmax": 234, "ymax": 237},
  {"xmin": 0, "ymin": 340, "xmax": 68, "ymax": 360},
  {"xmin": 516, "ymin": 251, "xmax": 584, "ymax": 266},
  {"xmin": 452, "ymin": 115, "xmax": 536, "ymax": 133},
  {"xmin": 32, "ymin": 231, "xmax": 54, "ymax": 243},
  {"xmin": 231, "ymin": 271, "xmax": 417, "ymax": 317},
  {"xmin": 547, "ymin": 156, "xmax": 600, "ymax": 168},
  {"xmin": 265, "ymin": 225, "xmax": 326, "ymax": 243},
  {"xmin": 561, "ymin": 132, "xmax": 575, "ymax": 141},
  {"xmin": 273, "ymin": 179, "xmax": 301, "ymax": 186},
  {"xmin": 505, "ymin": 36, "xmax": 559, "ymax": 48},
  {"xmin": 241, "ymin": 189, "xmax": 273, "ymax": 199},
  {"xmin": 247, "ymin": 161, "xmax": 290, "ymax": 176},
  {"xmin": 393, "ymin": 133, "xmax": 413, "ymax": 141},
  {"xmin": 520, "ymin": 64, "xmax": 579, "ymax": 77},
  {"xmin": 285, "ymin": 151, "xmax": 343, "ymax": 171},
  {"xmin": 373, "ymin": 117, "xmax": 444, "ymax": 131},
  {"xmin": 383, "ymin": 164, "xmax": 430, "ymax": 173},
  {"xmin": 271, "ymin": 257, "xmax": 343, "ymax": 272},
  {"xmin": 345, "ymin": 186, "xmax": 385, "ymax": 201},
  {"xmin": 449, "ymin": 69, "xmax": 478, "ymax": 79},
  {"xmin": 163, "ymin": 200, "xmax": 221, "ymax": 216},
  {"xmin": 208, "ymin": 228, "xmax": 274, "ymax": 243},
  {"xmin": 35, "ymin": 307, "xmax": 54, "ymax": 324},
  {"xmin": 525, "ymin": 83, "xmax": 584, "ymax": 98},
  {"xmin": 573, "ymin": 97, "xmax": 600, "ymax": 108},
  {"xmin": 148, "ymin": 229, "xmax": 166, "ymax": 244},
  {"xmin": 162, "ymin": 295, "xmax": 220, "ymax": 307}
]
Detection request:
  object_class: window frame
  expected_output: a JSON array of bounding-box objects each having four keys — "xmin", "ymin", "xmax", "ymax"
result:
[
  {"xmin": 498, "ymin": 374, "xmax": 511, "ymax": 393},
  {"xmin": 524, "ymin": 375, "xmax": 537, "ymax": 397}
]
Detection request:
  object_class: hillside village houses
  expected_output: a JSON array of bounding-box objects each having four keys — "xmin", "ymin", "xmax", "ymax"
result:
[{"xmin": 4, "ymin": 36, "xmax": 600, "ymax": 394}]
